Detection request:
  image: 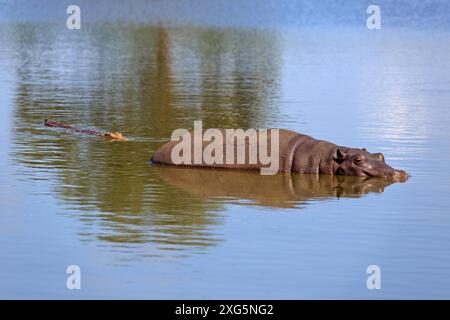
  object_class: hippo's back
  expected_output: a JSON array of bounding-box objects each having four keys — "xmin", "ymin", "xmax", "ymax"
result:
[{"xmin": 151, "ymin": 128, "xmax": 309, "ymax": 173}]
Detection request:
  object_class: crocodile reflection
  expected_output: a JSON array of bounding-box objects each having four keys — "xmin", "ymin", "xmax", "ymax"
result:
[{"xmin": 156, "ymin": 166, "xmax": 395, "ymax": 208}]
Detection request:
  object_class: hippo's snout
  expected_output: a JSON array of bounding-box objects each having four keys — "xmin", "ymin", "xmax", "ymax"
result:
[{"xmin": 389, "ymin": 170, "xmax": 408, "ymax": 182}]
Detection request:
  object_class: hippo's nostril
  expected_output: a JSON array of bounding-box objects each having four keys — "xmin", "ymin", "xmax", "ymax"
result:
[{"xmin": 391, "ymin": 170, "xmax": 408, "ymax": 182}]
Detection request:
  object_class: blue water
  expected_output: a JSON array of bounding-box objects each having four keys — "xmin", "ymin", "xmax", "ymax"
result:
[{"xmin": 1, "ymin": 1, "xmax": 450, "ymax": 299}]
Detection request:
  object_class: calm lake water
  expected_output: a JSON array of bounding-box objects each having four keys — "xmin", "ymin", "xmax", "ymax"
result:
[{"xmin": 1, "ymin": 21, "xmax": 450, "ymax": 299}]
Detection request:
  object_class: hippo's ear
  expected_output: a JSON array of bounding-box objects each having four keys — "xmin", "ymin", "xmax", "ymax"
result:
[{"xmin": 333, "ymin": 148, "xmax": 348, "ymax": 164}]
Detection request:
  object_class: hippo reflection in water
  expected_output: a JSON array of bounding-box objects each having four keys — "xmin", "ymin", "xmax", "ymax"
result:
[
  {"xmin": 155, "ymin": 166, "xmax": 397, "ymax": 209},
  {"xmin": 151, "ymin": 129, "xmax": 408, "ymax": 181}
]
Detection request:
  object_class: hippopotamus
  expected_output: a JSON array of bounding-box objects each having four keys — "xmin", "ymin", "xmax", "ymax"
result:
[{"xmin": 151, "ymin": 128, "xmax": 408, "ymax": 181}]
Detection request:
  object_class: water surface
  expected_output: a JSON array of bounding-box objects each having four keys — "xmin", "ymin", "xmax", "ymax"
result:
[{"xmin": 1, "ymin": 22, "xmax": 450, "ymax": 298}]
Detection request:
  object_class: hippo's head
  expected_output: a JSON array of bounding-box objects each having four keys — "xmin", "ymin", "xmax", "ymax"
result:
[{"xmin": 333, "ymin": 148, "xmax": 408, "ymax": 182}]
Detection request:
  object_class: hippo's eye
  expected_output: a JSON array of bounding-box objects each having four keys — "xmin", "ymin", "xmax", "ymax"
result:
[{"xmin": 354, "ymin": 156, "xmax": 366, "ymax": 165}]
